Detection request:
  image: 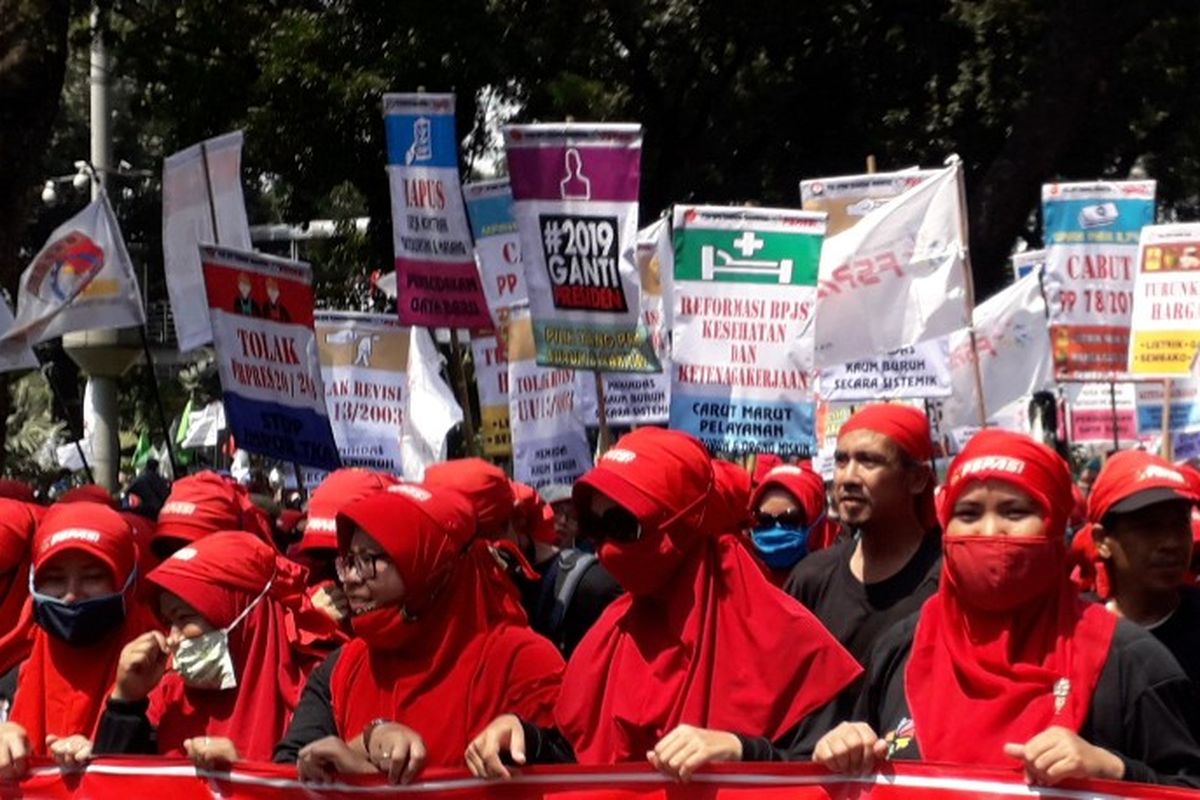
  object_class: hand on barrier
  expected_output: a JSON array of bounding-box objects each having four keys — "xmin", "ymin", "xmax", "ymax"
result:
[
  {"xmin": 46, "ymin": 734, "xmax": 93, "ymax": 770},
  {"xmin": 465, "ymin": 714, "xmax": 525, "ymax": 780},
  {"xmin": 365, "ymin": 722, "xmax": 426, "ymax": 785},
  {"xmin": 1003, "ymin": 726, "xmax": 1125, "ymax": 786},
  {"xmin": 647, "ymin": 724, "xmax": 744, "ymax": 782},
  {"xmin": 812, "ymin": 722, "xmax": 887, "ymax": 776},
  {"xmin": 184, "ymin": 735, "xmax": 240, "ymax": 772},
  {"xmin": 0, "ymin": 722, "xmax": 30, "ymax": 781},
  {"xmin": 296, "ymin": 735, "xmax": 376, "ymax": 784}
]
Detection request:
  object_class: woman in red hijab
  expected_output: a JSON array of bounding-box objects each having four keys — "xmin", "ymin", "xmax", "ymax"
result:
[
  {"xmin": 467, "ymin": 428, "xmax": 862, "ymax": 782},
  {"xmin": 749, "ymin": 463, "xmax": 841, "ymax": 584},
  {"xmin": 73, "ymin": 532, "xmax": 341, "ymax": 769},
  {"xmin": 273, "ymin": 484, "xmax": 563, "ymax": 784},
  {"xmin": 0, "ymin": 502, "xmax": 158, "ymax": 765},
  {"xmin": 0, "ymin": 501, "xmax": 41, "ymax": 700},
  {"xmin": 153, "ymin": 471, "xmax": 274, "ymax": 558},
  {"xmin": 813, "ymin": 430, "xmax": 1200, "ymax": 788}
]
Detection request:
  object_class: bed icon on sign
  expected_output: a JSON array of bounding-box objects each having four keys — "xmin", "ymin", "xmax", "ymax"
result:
[
  {"xmin": 701, "ymin": 231, "xmax": 793, "ymax": 284},
  {"xmin": 1078, "ymin": 202, "xmax": 1119, "ymax": 229}
]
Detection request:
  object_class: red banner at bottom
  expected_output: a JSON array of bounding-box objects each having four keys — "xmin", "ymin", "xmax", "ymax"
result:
[{"xmin": 2, "ymin": 760, "xmax": 1194, "ymax": 800}]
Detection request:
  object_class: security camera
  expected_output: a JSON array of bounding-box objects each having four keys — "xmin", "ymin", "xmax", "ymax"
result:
[
  {"xmin": 72, "ymin": 171, "xmax": 92, "ymax": 190},
  {"xmin": 41, "ymin": 180, "xmax": 57, "ymax": 205}
]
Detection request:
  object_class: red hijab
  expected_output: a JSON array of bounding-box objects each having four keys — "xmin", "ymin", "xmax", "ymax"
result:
[
  {"xmin": 0, "ymin": 500, "xmax": 40, "ymax": 676},
  {"xmin": 10, "ymin": 502, "xmax": 158, "ymax": 753},
  {"xmin": 299, "ymin": 468, "xmax": 399, "ymax": 555},
  {"xmin": 154, "ymin": 472, "xmax": 274, "ymax": 556},
  {"xmin": 145, "ymin": 532, "xmax": 337, "ymax": 760},
  {"xmin": 556, "ymin": 428, "xmax": 862, "ymax": 764},
  {"xmin": 0, "ymin": 479, "xmax": 36, "ymax": 503},
  {"xmin": 57, "ymin": 484, "xmax": 117, "ymax": 507},
  {"xmin": 751, "ymin": 464, "xmax": 841, "ymax": 551},
  {"xmin": 329, "ymin": 485, "xmax": 563, "ymax": 766},
  {"xmin": 908, "ymin": 430, "xmax": 1118, "ymax": 766},
  {"xmin": 511, "ymin": 481, "xmax": 557, "ymax": 546},
  {"xmin": 839, "ymin": 403, "xmax": 937, "ymax": 528}
]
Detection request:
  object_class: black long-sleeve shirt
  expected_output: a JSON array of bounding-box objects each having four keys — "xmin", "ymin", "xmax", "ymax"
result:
[
  {"xmin": 856, "ymin": 612, "xmax": 1200, "ymax": 788},
  {"xmin": 273, "ymin": 648, "xmax": 343, "ymax": 763}
]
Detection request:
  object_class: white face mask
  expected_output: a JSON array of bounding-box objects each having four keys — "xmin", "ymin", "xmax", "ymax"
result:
[{"xmin": 172, "ymin": 577, "xmax": 272, "ymax": 691}]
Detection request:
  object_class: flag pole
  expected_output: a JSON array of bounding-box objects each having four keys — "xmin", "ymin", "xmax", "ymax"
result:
[
  {"xmin": 947, "ymin": 155, "xmax": 989, "ymax": 427},
  {"xmin": 447, "ymin": 328, "xmax": 480, "ymax": 456},
  {"xmin": 137, "ymin": 326, "xmax": 180, "ymax": 476},
  {"xmin": 40, "ymin": 362, "xmax": 95, "ymax": 484},
  {"xmin": 594, "ymin": 372, "xmax": 613, "ymax": 457},
  {"xmin": 1160, "ymin": 378, "xmax": 1174, "ymax": 460}
]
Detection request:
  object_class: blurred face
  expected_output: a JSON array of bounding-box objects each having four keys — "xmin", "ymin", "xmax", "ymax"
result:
[
  {"xmin": 551, "ymin": 500, "xmax": 578, "ymax": 546},
  {"xmin": 754, "ymin": 488, "xmax": 805, "ymax": 529},
  {"xmin": 834, "ymin": 430, "xmax": 927, "ymax": 529},
  {"xmin": 338, "ymin": 528, "xmax": 405, "ymax": 616},
  {"xmin": 159, "ymin": 591, "xmax": 214, "ymax": 647},
  {"xmin": 945, "ymin": 480, "xmax": 1047, "ymax": 539},
  {"xmin": 35, "ymin": 551, "xmax": 116, "ymax": 603},
  {"xmin": 1095, "ymin": 500, "xmax": 1193, "ymax": 595}
]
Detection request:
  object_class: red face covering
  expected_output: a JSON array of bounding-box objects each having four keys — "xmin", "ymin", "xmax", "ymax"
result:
[
  {"xmin": 839, "ymin": 403, "xmax": 937, "ymax": 528},
  {"xmin": 0, "ymin": 500, "xmax": 40, "ymax": 676},
  {"xmin": 144, "ymin": 531, "xmax": 336, "ymax": 760},
  {"xmin": 10, "ymin": 503, "xmax": 159, "ymax": 753},
  {"xmin": 557, "ymin": 428, "xmax": 862, "ymax": 764},
  {"xmin": 907, "ymin": 429, "xmax": 1118, "ymax": 767},
  {"xmin": 750, "ymin": 464, "xmax": 841, "ymax": 552},
  {"xmin": 329, "ymin": 485, "xmax": 563, "ymax": 766}
]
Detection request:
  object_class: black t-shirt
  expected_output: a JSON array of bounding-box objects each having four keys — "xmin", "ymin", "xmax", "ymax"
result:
[
  {"xmin": 858, "ymin": 612, "xmax": 1200, "ymax": 788},
  {"xmin": 783, "ymin": 532, "xmax": 941, "ymax": 666},
  {"xmin": 1149, "ymin": 585, "xmax": 1200, "ymax": 689},
  {"xmin": 518, "ymin": 550, "xmax": 623, "ymax": 659}
]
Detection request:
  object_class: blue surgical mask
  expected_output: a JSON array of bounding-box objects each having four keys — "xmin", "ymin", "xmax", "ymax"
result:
[
  {"xmin": 29, "ymin": 567, "xmax": 135, "ymax": 646},
  {"xmin": 751, "ymin": 516, "xmax": 823, "ymax": 570}
]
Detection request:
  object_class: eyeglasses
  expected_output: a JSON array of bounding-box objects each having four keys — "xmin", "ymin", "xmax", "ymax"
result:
[
  {"xmin": 578, "ymin": 506, "xmax": 642, "ymax": 544},
  {"xmin": 334, "ymin": 551, "xmax": 390, "ymax": 581},
  {"xmin": 753, "ymin": 510, "xmax": 807, "ymax": 530}
]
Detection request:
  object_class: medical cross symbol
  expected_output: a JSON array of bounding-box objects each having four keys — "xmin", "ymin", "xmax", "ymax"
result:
[{"xmin": 733, "ymin": 231, "xmax": 764, "ymax": 257}]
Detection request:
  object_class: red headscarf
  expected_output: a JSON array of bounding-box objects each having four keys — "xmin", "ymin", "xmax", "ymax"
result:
[
  {"xmin": 0, "ymin": 500, "xmax": 40, "ymax": 676},
  {"xmin": 154, "ymin": 472, "xmax": 273, "ymax": 556},
  {"xmin": 10, "ymin": 503, "xmax": 159, "ymax": 753},
  {"xmin": 0, "ymin": 479, "xmax": 36, "ymax": 503},
  {"xmin": 510, "ymin": 481, "xmax": 557, "ymax": 546},
  {"xmin": 1081, "ymin": 450, "xmax": 1200, "ymax": 600},
  {"xmin": 751, "ymin": 454, "xmax": 783, "ymax": 486},
  {"xmin": 751, "ymin": 464, "xmax": 841, "ymax": 552},
  {"xmin": 908, "ymin": 430, "xmax": 1118, "ymax": 766},
  {"xmin": 556, "ymin": 428, "xmax": 862, "ymax": 764},
  {"xmin": 145, "ymin": 532, "xmax": 337, "ymax": 760},
  {"xmin": 299, "ymin": 468, "xmax": 399, "ymax": 554},
  {"xmin": 329, "ymin": 485, "xmax": 563, "ymax": 766},
  {"xmin": 57, "ymin": 484, "xmax": 117, "ymax": 507},
  {"xmin": 708, "ymin": 460, "xmax": 752, "ymax": 534},
  {"xmin": 839, "ymin": 403, "xmax": 936, "ymax": 527}
]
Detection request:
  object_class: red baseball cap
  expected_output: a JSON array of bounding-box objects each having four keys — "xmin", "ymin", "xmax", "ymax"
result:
[
  {"xmin": 300, "ymin": 468, "xmax": 399, "ymax": 554},
  {"xmin": 154, "ymin": 471, "xmax": 245, "ymax": 553},
  {"xmin": 34, "ymin": 501, "xmax": 136, "ymax": 585},
  {"xmin": 1087, "ymin": 450, "xmax": 1200, "ymax": 523}
]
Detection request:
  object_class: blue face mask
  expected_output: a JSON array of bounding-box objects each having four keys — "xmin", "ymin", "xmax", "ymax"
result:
[
  {"xmin": 29, "ymin": 567, "xmax": 135, "ymax": 646},
  {"xmin": 751, "ymin": 516, "xmax": 822, "ymax": 570}
]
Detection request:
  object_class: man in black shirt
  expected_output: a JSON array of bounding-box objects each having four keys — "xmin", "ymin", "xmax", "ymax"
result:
[
  {"xmin": 1088, "ymin": 450, "xmax": 1200, "ymax": 688},
  {"xmin": 784, "ymin": 403, "xmax": 940, "ymax": 667}
]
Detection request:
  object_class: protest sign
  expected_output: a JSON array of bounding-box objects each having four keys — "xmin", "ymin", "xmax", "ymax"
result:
[
  {"xmin": 163, "ymin": 131, "xmax": 252, "ymax": 352},
  {"xmin": 800, "ymin": 167, "xmax": 934, "ymax": 236},
  {"xmin": 1041, "ymin": 180, "xmax": 1155, "ymax": 378},
  {"xmin": 1127, "ymin": 223, "xmax": 1200, "ymax": 377},
  {"xmin": 503, "ymin": 123, "xmax": 658, "ymax": 372},
  {"xmin": 507, "ymin": 307, "xmax": 593, "ymax": 488},
  {"xmin": 669, "ymin": 205, "xmax": 822, "ymax": 456},
  {"xmin": 1012, "ymin": 248, "xmax": 1045, "ymax": 282},
  {"xmin": 813, "ymin": 162, "xmax": 968, "ymax": 367},
  {"xmin": 463, "ymin": 179, "xmax": 527, "ymax": 327},
  {"xmin": 200, "ymin": 245, "xmax": 340, "ymax": 470},
  {"xmin": 818, "ymin": 340, "xmax": 952, "ymax": 402},
  {"xmin": 384, "ymin": 93, "xmax": 491, "ymax": 328},
  {"xmin": 1063, "ymin": 382, "xmax": 1139, "ymax": 446},
  {"xmin": 314, "ymin": 311, "xmax": 409, "ymax": 472},
  {"xmin": 1135, "ymin": 379, "xmax": 1200, "ymax": 435},
  {"xmin": 471, "ymin": 330, "xmax": 513, "ymax": 457}
]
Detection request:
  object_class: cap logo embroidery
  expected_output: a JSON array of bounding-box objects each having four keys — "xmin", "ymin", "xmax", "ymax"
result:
[
  {"xmin": 956, "ymin": 456, "xmax": 1025, "ymax": 480},
  {"xmin": 172, "ymin": 547, "xmax": 198, "ymax": 561},
  {"xmin": 1137, "ymin": 465, "xmax": 1185, "ymax": 485},
  {"xmin": 306, "ymin": 517, "xmax": 337, "ymax": 533},
  {"xmin": 45, "ymin": 528, "xmax": 101, "ymax": 549},
  {"xmin": 390, "ymin": 484, "xmax": 432, "ymax": 502},
  {"xmin": 604, "ymin": 449, "xmax": 637, "ymax": 464},
  {"xmin": 162, "ymin": 501, "xmax": 197, "ymax": 516},
  {"xmin": 768, "ymin": 466, "xmax": 804, "ymax": 477}
]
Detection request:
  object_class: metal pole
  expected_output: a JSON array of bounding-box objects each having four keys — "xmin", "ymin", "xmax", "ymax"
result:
[
  {"xmin": 1109, "ymin": 381, "xmax": 1120, "ymax": 451},
  {"xmin": 138, "ymin": 326, "xmax": 180, "ymax": 476},
  {"xmin": 447, "ymin": 328, "xmax": 479, "ymax": 456},
  {"xmin": 594, "ymin": 372, "xmax": 613, "ymax": 456}
]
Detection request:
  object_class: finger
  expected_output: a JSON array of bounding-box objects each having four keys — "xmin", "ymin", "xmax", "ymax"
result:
[
  {"xmin": 509, "ymin": 720, "xmax": 526, "ymax": 765},
  {"xmin": 872, "ymin": 739, "xmax": 889, "ymax": 759},
  {"xmin": 680, "ymin": 748, "xmax": 712, "ymax": 782},
  {"xmin": 653, "ymin": 726, "xmax": 685, "ymax": 757},
  {"xmin": 464, "ymin": 745, "xmax": 483, "ymax": 778},
  {"xmin": 646, "ymin": 750, "xmax": 663, "ymax": 771},
  {"xmin": 387, "ymin": 741, "xmax": 410, "ymax": 785},
  {"xmin": 481, "ymin": 738, "xmax": 512, "ymax": 781},
  {"xmin": 8, "ymin": 737, "xmax": 28, "ymax": 780},
  {"xmin": 1003, "ymin": 742, "xmax": 1026, "ymax": 760},
  {"xmin": 45, "ymin": 735, "xmax": 60, "ymax": 747},
  {"xmin": 401, "ymin": 740, "xmax": 425, "ymax": 785},
  {"xmin": 666, "ymin": 740, "xmax": 700, "ymax": 775}
]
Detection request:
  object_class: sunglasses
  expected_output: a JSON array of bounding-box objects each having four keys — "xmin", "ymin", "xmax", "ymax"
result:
[
  {"xmin": 578, "ymin": 506, "xmax": 642, "ymax": 544},
  {"xmin": 753, "ymin": 509, "xmax": 807, "ymax": 530}
]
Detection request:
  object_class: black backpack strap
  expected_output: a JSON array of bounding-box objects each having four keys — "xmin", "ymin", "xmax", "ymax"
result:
[{"xmin": 547, "ymin": 549, "xmax": 599, "ymax": 640}]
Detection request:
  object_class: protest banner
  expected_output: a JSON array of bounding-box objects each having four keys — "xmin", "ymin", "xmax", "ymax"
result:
[
  {"xmin": 314, "ymin": 311, "xmax": 409, "ymax": 472},
  {"xmin": 384, "ymin": 93, "xmax": 491, "ymax": 329},
  {"xmin": 940, "ymin": 268, "xmax": 1053, "ymax": 430},
  {"xmin": 0, "ymin": 192, "xmax": 145, "ymax": 367},
  {"xmin": 670, "ymin": 205, "xmax": 823, "ymax": 456},
  {"xmin": 463, "ymin": 179, "xmax": 527, "ymax": 327},
  {"xmin": 812, "ymin": 162, "xmax": 970, "ymax": 368},
  {"xmin": 1135, "ymin": 379, "xmax": 1200, "ymax": 435},
  {"xmin": 11, "ymin": 759, "xmax": 1192, "ymax": 800},
  {"xmin": 1127, "ymin": 223, "xmax": 1200, "ymax": 377},
  {"xmin": 503, "ymin": 123, "xmax": 658, "ymax": 372},
  {"xmin": 200, "ymin": 245, "xmax": 340, "ymax": 471},
  {"xmin": 470, "ymin": 330, "xmax": 513, "ymax": 457},
  {"xmin": 0, "ymin": 296, "xmax": 38, "ymax": 375},
  {"xmin": 1063, "ymin": 382, "xmax": 1139, "ymax": 446},
  {"xmin": 601, "ymin": 218, "xmax": 672, "ymax": 424},
  {"xmin": 179, "ymin": 401, "xmax": 225, "ymax": 449},
  {"xmin": 162, "ymin": 131, "xmax": 253, "ymax": 352},
  {"xmin": 507, "ymin": 307, "xmax": 593, "ymax": 488},
  {"xmin": 800, "ymin": 167, "xmax": 934, "ymax": 236},
  {"xmin": 1012, "ymin": 248, "xmax": 1045, "ymax": 282},
  {"xmin": 818, "ymin": 340, "xmax": 952, "ymax": 402},
  {"xmin": 1041, "ymin": 180, "xmax": 1155, "ymax": 378}
]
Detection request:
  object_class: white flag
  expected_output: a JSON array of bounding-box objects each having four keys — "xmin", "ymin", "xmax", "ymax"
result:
[
  {"xmin": 0, "ymin": 296, "xmax": 37, "ymax": 374},
  {"xmin": 400, "ymin": 327, "xmax": 463, "ymax": 481},
  {"xmin": 163, "ymin": 131, "xmax": 252, "ymax": 353},
  {"xmin": 942, "ymin": 268, "xmax": 1053, "ymax": 430},
  {"xmin": 0, "ymin": 193, "xmax": 144, "ymax": 361},
  {"xmin": 812, "ymin": 162, "xmax": 969, "ymax": 367}
]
